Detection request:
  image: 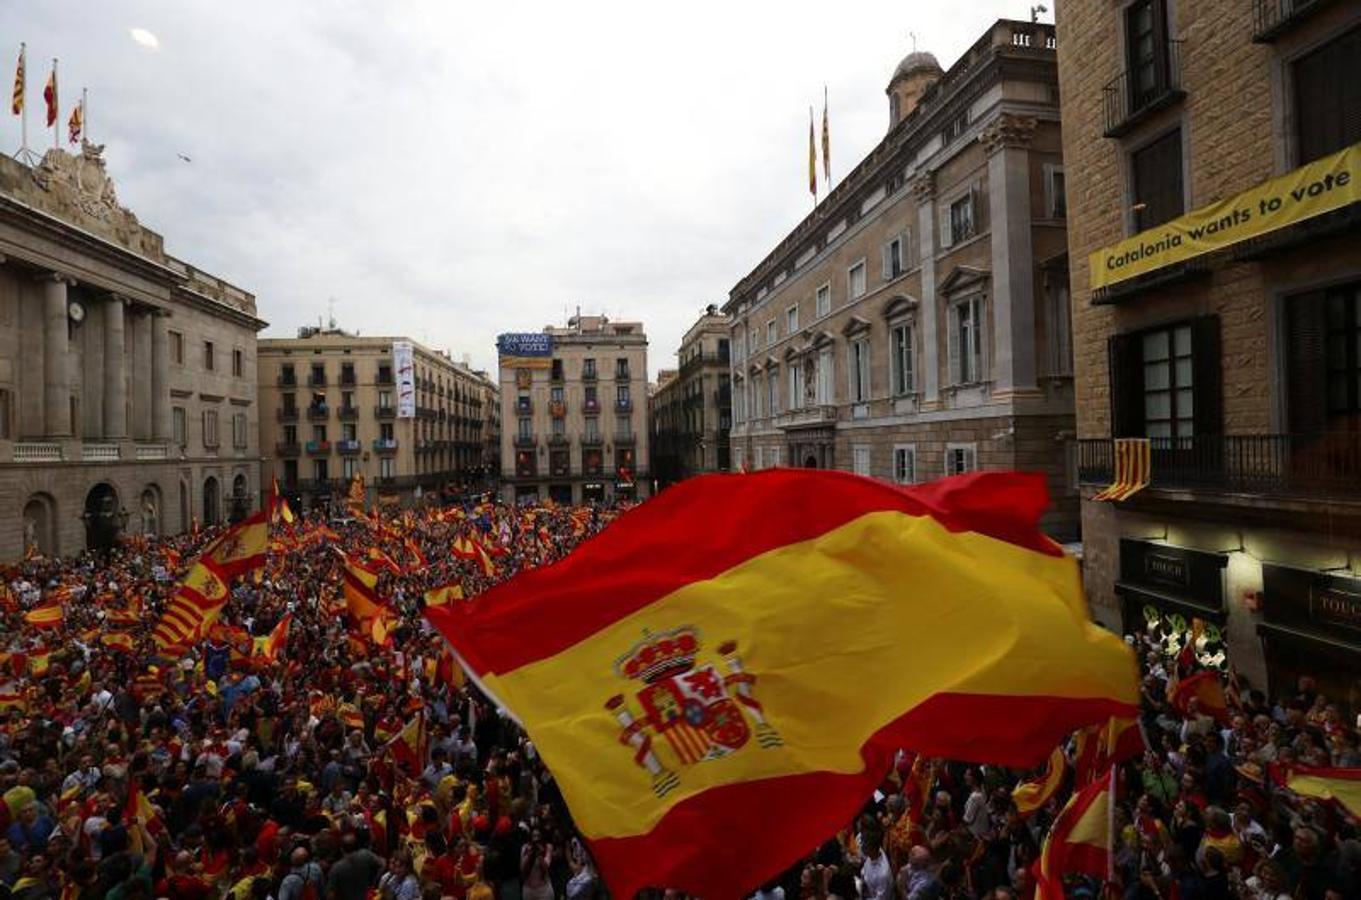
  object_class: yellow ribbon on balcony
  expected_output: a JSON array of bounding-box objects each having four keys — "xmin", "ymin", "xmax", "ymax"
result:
[{"xmin": 1092, "ymin": 439, "xmax": 1151, "ymax": 502}]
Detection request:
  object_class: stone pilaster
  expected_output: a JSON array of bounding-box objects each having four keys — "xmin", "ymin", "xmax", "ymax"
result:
[
  {"xmin": 150, "ymin": 309, "xmax": 171, "ymax": 441},
  {"xmin": 912, "ymin": 173, "xmax": 940, "ymax": 406},
  {"xmin": 103, "ymin": 295, "xmax": 127, "ymax": 439},
  {"xmin": 42, "ymin": 274, "xmax": 71, "ymax": 437},
  {"xmin": 982, "ymin": 113, "xmax": 1040, "ymax": 397}
]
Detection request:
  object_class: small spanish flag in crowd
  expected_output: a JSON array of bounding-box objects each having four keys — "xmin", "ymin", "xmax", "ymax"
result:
[
  {"xmin": 1036, "ymin": 767, "xmax": 1116, "ymax": 900},
  {"xmin": 201, "ymin": 507, "xmax": 270, "ymax": 577},
  {"xmin": 102, "ymin": 632, "xmax": 135, "ymax": 653},
  {"xmin": 0, "ymin": 688, "xmax": 27, "ymax": 713},
  {"xmin": 423, "ymin": 583, "xmax": 463, "ymax": 607},
  {"xmin": 1168, "ymin": 669, "xmax": 1230, "ymax": 724},
  {"xmin": 1012, "ymin": 745, "xmax": 1068, "ymax": 819},
  {"xmin": 23, "ymin": 599, "xmax": 63, "ymax": 629},
  {"xmin": 387, "ymin": 709, "xmax": 426, "ymax": 772},
  {"xmin": 1071, "ymin": 714, "xmax": 1146, "ymax": 787},
  {"xmin": 254, "ymin": 612, "xmax": 291, "ymax": 663},
  {"xmin": 125, "ymin": 778, "xmax": 165, "ymax": 835},
  {"xmin": 424, "ymin": 469, "xmax": 1138, "ymax": 896}
]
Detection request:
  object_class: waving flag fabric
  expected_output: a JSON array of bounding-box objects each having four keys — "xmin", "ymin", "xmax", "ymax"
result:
[
  {"xmin": 255, "ymin": 613, "xmax": 292, "ymax": 662},
  {"xmin": 1272, "ymin": 765, "xmax": 1361, "ymax": 819},
  {"xmin": 11, "ymin": 45, "xmax": 23, "ymax": 116},
  {"xmin": 42, "ymin": 64, "xmax": 55, "ymax": 128},
  {"xmin": 200, "ymin": 508, "xmax": 269, "ymax": 577},
  {"xmin": 424, "ymin": 469, "xmax": 1138, "ymax": 897},
  {"xmin": 1072, "ymin": 714, "xmax": 1146, "ymax": 787},
  {"xmin": 23, "ymin": 599, "xmax": 63, "ymax": 629},
  {"xmin": 1013, "ymin": 745, "xmax": 1069, "ymax": 819},
  {"xmin": 424, "ymin": 583, "xmax": 464, "ymax": 607},
  {"xmin": 1169, "ymin": 670, "xmax": 1230, "ymax": 724},
  {"xmin": 151, "ymin": 560, "xmax": 230, "ymax": 650},
  {"xmin": 339, "ymin": 551, "xmax": 391, "ymax": 643},
  {"xmin": 1037, "ymin": 767, "xmax": 1115, "ymax": 900}
]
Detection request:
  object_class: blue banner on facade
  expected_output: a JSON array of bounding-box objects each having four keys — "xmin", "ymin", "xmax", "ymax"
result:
[{"xmin": 497, "ymin": 333, "xmax": 554, "ymax": 357}]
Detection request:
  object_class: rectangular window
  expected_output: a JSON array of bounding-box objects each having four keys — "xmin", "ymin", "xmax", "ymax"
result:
[
  {"xmin": 550, "ymin": 385, "xmax": 564, "ymax": 404},
  {"xmin": 202, "ymin": 409, "xmax": 219, "ymax": 447},
  {"xmin": 767, "ymin": 321, "xmax": 777, "ymax": 346},
  {"xmin": 1286, "ymin": 284, "xmax": 1361, "ymax": 433},
  {"xmin": 343, "ymin": 423, "xmax": 357, "ymax": 441},
  {"xmin": 583, "ymin": 358, "xmax": 597, "ymax": 379},
  {"xmin": 0, "ymin": 388, "xmax": 8, "ymax": 439},
  {"xmin": 883, "ymin": 236, "xmax": 904, "ymax": 280},
  {"xmin": 232, "ymin": 349, "xmax": 244, "ymax": 378},
  {"xmin": 552, "ymin": 416, "xmax": 566, "ymax": 437},
  {"xmin": 893, "ymin": 445, "xmax": 917, "ymax": 484},
  {"xmin": 950, "ymin": 296, "xmax": 984, "ymax": 384},
  {"xmin": 769, "ymin": 446, "xmax": 782, "ymax": 468},
  {"xmin": 848, "ymin": 261, "xmax": 867, "ymax": 299},
  {"xmin": 585, "ymin": 418, "xmax": 600, "ymax": 441},
  {"xmin": 377, "ymin": 363, "xmax": 393, "ymax": 383},
  {"xmin": 379, "ymin": 457, "xmax": 394, "ymax": 478},
  {"xmin": 786, "ymin": 306, "xmax": 799, "ymax": 333},
  {"xmin": 312, "ymin": 424, "xmax": 327, "ymax": 442},
  {"xmin": 341, "ymin": 362, "xmax": 356, "ymax": 384},
  {"xmin": 314, "ymin": 460, "xmax": 330, "ymax": 481},
  {"xmin": 849, "ymin": 338, "xmax": 870, "ymax": 402},
  {"xmin": 378, "ymin": 390, "xmax": 392, "ymax": 409},
  {"xmin": 948, "ymin": 193, "xmax": 977, "ymax": 245},
  {"xmin": 817, "ymin": 347, "xmax": 834, "ymax": 404},
  {"xmin": 1141, "ymin": 325, "xmax": 1194, "ymax": 439},
  {"xmin": 853, "ymin": 445, "xmax": 871, "ymax": 477},
  {"xmin": 616, "ymin": 416, "xmax": 632, "ymax": 438},
  {"xmin": 232, "ymin": 412, "xmax": 247, "ymax": 448},
  {"xmin": 754, "ymin": 446, "xmax": 764, "ymax": 470},
  {"xmin": 1294, "ymin": 26, "xmax": 1361, "ymax": 165},
  {"xmin": 1132, "ymin": 129, "xmax": 1184, "ymax": 231},
  {"xmin": 518, "ymin": 417, "xmax": 532, "ymax": 439},
  {"xmin": 284, "ymin": 424, "xmax": 297, "ymax": 444},
  {"xmin": 767, "ymin": 369, "xmax": 780, "ymax": 416},
  {"xmin": 891, "ymin": 324, "xmax": 914, "ymax": 395},
  {"xmin": 172, "ymin": 406, "xmax": 186, "ymax": 445},
  {"xmin": 283, "ymin": 460, "xmax": 298, "ymax": 484},
  {"xmin": 615, "ymin": 358, "xmax": 630, "ymax": 380},
  {"xmin": 343, "ymin": 457, "xmax": 358, "ymax": 479},
  {"xmin": 616, "ymin": 385, "xmax": 631, "ymax": 407},
  {"xmin": 946, "ymin": 444, "xmax": 977, "ymax": 475},
  {"xmin": 788, "ymin": 364, "xmax": 802, "ymax": 411},
  {"xmin": 204, "ymin": 341, "xmax": 215, "ymax": 371},
  {"xmin": 1047, "ymin": 167, "xmax": 1067, "ymax": 218},
  {"xmin": 170, "ymin": 331, "xmax": 184, "ymax": 365},
  {"xmin": 380, "ymin": 423, "xmax": 394, "ymax": 441},
  {"xmin": 816, "ymin": 283, "xmax": 831, "ymax": 317},
  {"xmin": 1124, "ymin": 0, "xmax": 1172, "ymax": 113}
]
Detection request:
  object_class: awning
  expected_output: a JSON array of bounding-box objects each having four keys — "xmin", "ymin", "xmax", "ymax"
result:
[{"xmin": 1115, "ymin": 580, "xmax": 1226, "ymax": 624}]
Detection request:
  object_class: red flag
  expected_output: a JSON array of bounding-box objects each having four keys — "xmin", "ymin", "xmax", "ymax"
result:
[
  {"xmin": 404, "ymin": 537, "xmax": 427, "ymax": 568},
  {"xmin": 42, "ymin": 62, "xmax": 55, "ymax": 128}
]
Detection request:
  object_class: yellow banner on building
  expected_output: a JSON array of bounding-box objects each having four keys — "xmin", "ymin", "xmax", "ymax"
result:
[{"xmin": 1090, "ymin": 141, "xmax": 1361, "ymax": 291}]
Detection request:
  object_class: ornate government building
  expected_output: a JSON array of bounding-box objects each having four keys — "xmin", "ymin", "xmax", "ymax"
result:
[{"xmin": 0, "ymin": 143, "xmax": 265, "ymax": 561}]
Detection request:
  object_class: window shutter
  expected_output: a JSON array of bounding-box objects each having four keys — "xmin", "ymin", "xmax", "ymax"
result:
[
  {"xmin": 1108, "ymin": 332, "xmax": 1145, "ymax": 437},
  {"xmin": 939, "ymin": 203, "xmax": 953, "ymax": 249},
  {"xmin": 948, "ymin": 306, "xmax": 962, "ymax": 384},
  {"xmin": 969, "ymin": 184, "xmax": 981, "ymax": 236},
  {"xmin": 1191, "ymin": 315, "xmax": 1223, "ymax": 436},
  {"xmin": 1286, "ymin": 293, "xmax": 1327, "ymax": 435},
  {"xmin": 882, "ymin": 243, "xmax": 892, "ymax": 281}
]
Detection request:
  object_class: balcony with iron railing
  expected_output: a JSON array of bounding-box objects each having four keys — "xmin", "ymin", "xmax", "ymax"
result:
[
  {"xmin": 376, "ymin": 370, "xmax": 394, "ymax": 385},
  {"xmin": 615, "ymin": 399, "xmax": 633, "ymax": 413},
  {"xmin": 1252, "ymin": 0, "xmax": 1338, "ymax": 42},
  {"xmin": 583, "ymin": 399, "xmax": 601, "ymax": 414},
  {"xmin": 374, "ymin": 406, "xmax": 396, "ymax": 419},
  {"xmin": 338, "ymin": 406, "xmax": 360, "ymax": 421},
  {"xmin": 306, "ymin": 404, "xmax": 330, "ymax": 421},
  {"xmin": 1077, "ymin": 434, "xmax": 1361, "ymax": 501},
  {"xmin": 580, "ymin": 433, "xmax": 603, "ymax": 448},
  {"xmin": 277, "ymin": 407, "xmax": 299, "ymax": 422},
  {"xmin": 549, "ymin": 401, "xmax": 566, "ymax": 418},
  {"xmin": 336, "ymin": 439, "xmax": 362, "ymax": 455},
  {"xmin": 513, "ymin": 433, "xmax": 537, "ymax": 448},
  {"xmin": 614, "ymin": 432, "xmax": 636, "ymax": 446},
  {"xmin": 373, "ymin": 438, "xmax": 399, "ymax": 453},
  {"xmin": 515, "ymin": 398, "xmax": 533, "ymax": 415},
  {"xmin": 1102, "ymin": 40, "xmax": 1184, "ymax": 138},
  {"xmin": 307, "ymin": 372, "xmax": 327, "ymax": 387},
  {"xmin": 340, "ymin": 370, "xmax": 357, "ymax": 387},
  {"xmin": 774, "ymin": 405, "xmax": 839, "ymax": 430},
  {"xmin": 277, "ymin": 373, "xmax": 297, "ymax": 387},
  {"xmin": 582, "ymin": 368, "xmax": 598, "ymax": 382},
  {"xmin": 548, "ymin": 433, "xmax": 569, "ymax": 446},
  {"xmin": 305, "ymin": 440, "xmax": 331, "ymax": 455},
  {"xmin": 275, "ymin": 442, "xmax": 301, "ymax": 457}
]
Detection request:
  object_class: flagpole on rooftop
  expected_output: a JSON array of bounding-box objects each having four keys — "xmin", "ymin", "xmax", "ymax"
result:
[
  {"xmin": 14, "ymin": 43, "xmax": 38, "ymax": 166},
  {"xmin": 50, "ymin": 58, "xmax": 57, "ymax": 150}
]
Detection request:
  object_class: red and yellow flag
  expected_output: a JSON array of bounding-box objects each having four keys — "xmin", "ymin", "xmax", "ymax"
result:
[
  {"xmin": 67, "ymin": 97, "xmax": 81, "ymax": 144},
  {"xmin": 339, "ymin": 551, "xmax": 392, "ymax": 644},
  {"xmin": 200, "ymin": 507, "xmax": 270, "ymax": 578},
  {"xmin": 102, "ymin": 632, "xmax": 135, "ymax": 653},
  {"xmin": 424, "ymin": 470, "xmax": 1138, "ymax": 897},
  {"xmin": 404, "ymin": 537, "xmax": 427, "ymax": 568},
  {"xmin": 367, "ymin": 546, "xmax": 402, "ymax": 576},
  {"xmin": 151, "ymin": 559, "xmax": 230, "ymax": 650},
  {"xmin": 125, "ymin": 778, "xmax": 165, "ymax": 835},
  {"xmin": 42, "ymin": 61, "xmax": 55, "ymax": 128},
  {"xmin": 387, "ymin": 710, "xmax": 425, "ymax": 772},
  {"xmin": 1036, "ymin": 767, "xmax": 1115, "ymax": 900},
  {"xmin": 1072, "ymin": 714, "xmax": 1146, "ymax": 787},
  {"xmin": 424, "ymin": 583, "xmax": 464, "ymax": 607},
  {"xmin": 11, "ymin": 44, "xmax": 23, "ymax": 116},
  {"xmin": 0, "ymin": 688, "xmax": 26, "ymax": 713},
  {"xmin": 1013, "ymin": 745, "xmax": 1068, "ymax": 819},
  {"xmin": 23, "ymin": 599, "xmax": 64, "ymax": 629},
  {"xmin": 1272, "ymin": 765, "xmax": 1361, "ymax": 820},
  {"xmin": 808, "ymin": 105, "xmax": 817, "ymax": 198},
  {"xmin": 255, "ymin": 613, "xmax": 292, "ymax": 662},
  {"xmin": 1169, "ymin": 669, "xmax": 1230, "ymax": 724}
]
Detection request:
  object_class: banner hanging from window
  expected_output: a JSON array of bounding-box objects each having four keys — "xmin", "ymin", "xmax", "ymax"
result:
[
  {"xmin": 498, "ymin": 332, "xmax": 554, "ymax": 370},
  {"xmin": 1090, "ymin": 141, "xmax": 1361, "ymax": 291},
  {"xmin": 393, "ymin": 341, "xmax": 416, "ymax": 419}
]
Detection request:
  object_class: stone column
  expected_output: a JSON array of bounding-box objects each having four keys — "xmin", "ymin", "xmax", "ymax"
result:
[
  {"xmin": 913, "ymin": 174, "xmax": 940, "ymax": 406},
  {"xmin": 150, "ymin": 310, "xmax": 171, "ymax": 441},
  {"xmin": 982, "ymin": 113, "xmax": 1040, "ymax": 398},
  {"xmin": 103, "ymin": 296, "xmax": 127, "ymax": 439},
  {"xmin": 42, "ymin": 275, "xmax": 71, "ymax": 437}
]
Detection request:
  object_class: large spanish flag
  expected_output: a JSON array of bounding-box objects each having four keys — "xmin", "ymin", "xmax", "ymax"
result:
[
  {"xmin": 200, "ymin": 508, "xmax": 270, "ymax": 578},
  {"xmin": 424, "ymin": 470, "xmax": 1137, "ymax": 897},
  {"xmin": 151, "ymin": 559, "xmax": 230, "ymax": 650},
  {"xmin": 1272, "ymin": 765, "xmax": 1361, "ymax": 819}
]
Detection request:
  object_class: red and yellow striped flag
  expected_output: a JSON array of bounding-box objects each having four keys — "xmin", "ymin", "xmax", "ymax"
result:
[
  {"xmin": 1036, "ymin": 767, "xmax": 1115, "ymax": 900},
  {"xmin": 200, "ymin": 507, "xmax": 270, "ymax": 577},
  {"xmin": 424, "ymin": 583, "xmax": 464, "ymax": 607},
  {"xmin": 808, "ymin": 105, "xmax": 818, "ymax": 198},
  {"xmin": 1013, "ymin": 745, "xmax": 1068, "ymax": 819},
  {"xmin": 102, "ymin": 632, "xmax": 135, "ymax": 653},
  {"xmin": 339, "ymin": 551, "xmax": 392, "ymax": 644},
  {"xmin": 424, "ymin": 469, "xmax": 1138, "ymax": 897},
  {"xmin": 23, "ymin": 599, "xmax": 63, "ymax": 629},
  {"xmin": 1272, "ymin": 765, "xmax": 1361, "ymax": 819},
  {"xmin": 1092, "ymin": 438, "xmax": 1150, "ymax": 502},
  {"xmin": 11, "ymin": 44, "xmax": 23, "ymax": 116},
  {"xmin": 0, "ymin": 688, "xmax": 26, "ymax": 713},
  {"xmin": 254, "ymin": 613, "xmax": 292, "ymax": 662},
  {"xmin": 125, "ymin": 778, "xmax": 165, "ymax": 835},
  {"xmin": 151, "ymin": 559, "xmax": 230, "ymax": 650},
  {"xmin": 67, "ymin": 97, "xmax": 81, "ymax": 144}
]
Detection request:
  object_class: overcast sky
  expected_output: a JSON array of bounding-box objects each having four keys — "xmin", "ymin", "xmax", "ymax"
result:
[{"xmin": 4, "ymin": 0, "xmax": 1042, "ymax": 378}]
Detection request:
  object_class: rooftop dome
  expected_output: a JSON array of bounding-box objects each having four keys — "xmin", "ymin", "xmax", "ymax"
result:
[{"xmin": 892, "ymin": 50, "xmax": 942, "ymax": 82}]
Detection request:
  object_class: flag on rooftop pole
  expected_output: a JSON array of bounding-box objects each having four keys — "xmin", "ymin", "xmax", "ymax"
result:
[
  {"xmin": 43, "ymin": 59, "xmax": 56, "ymax": 146},
  {"xmin": 821, "ymin": 85, "xmax": 831, "ymax": 184},
  {"xmin": 67, "ymin": 89, "xmax": 82, "ymax": 144},
  {"xmin": 424, "ymin": 469, "xmax": 1139, "ymax": 897},
  {"xmin": 808, "ymin": 105, "xmax": 818, "ymax": 202},
  {"xmin": 11, "ymin": 44, "xmax": 23, "ymax": 115}
]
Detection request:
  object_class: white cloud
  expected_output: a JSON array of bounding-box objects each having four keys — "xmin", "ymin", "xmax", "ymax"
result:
[{"xmin": 3, "ymin": 0, "xmax": 1036, "ymax": 377}]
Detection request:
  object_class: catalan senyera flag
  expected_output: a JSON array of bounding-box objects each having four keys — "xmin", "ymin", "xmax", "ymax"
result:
[
  {"xmin": 67, "ymin": 97, "xmax": 81, "ymax": 144},
  {"xmin": 1036, "ymin": 767, "xmax": 1115, "ymax": 900},
  {"xmin": 200, "ymin": 507, "xmax": 269, "ymax": 578},
  {"xmin": 1092, "ymin": 438, "xmax": 1151, "ymax": 502},
  {"xmin": 1272, "ymin": 765, "xmax": 1361, "ymax": 820},
  {"xmin": 23, "ymin": 599, "xmax": 64, "ymax": 629},
  {"xmin": 42, "ymin": 62, "xmax": 55, "ymax": 128},
  {"xmin": 101, "ymin": 632, "xmax": 135, "ymax": 653},
  {"xmin": 11, "ymin": 45, "xmax": 23, "ymax": 116},
  {"xmin": 1072, "ymin": 714, "xmax": 1146, "ymax": 787},
  {"xmin": 151, "ymin": 559, "xmax": 230, "ymax": 650},
  {"xmin": 1169, "ymin": 669, "xmax": 1230, "ymax": 724},
  {"xmin": 821, "ymin": 85, "xmax": 830, "ymax": 183},
  {"xmin": 255, "ymin": 613, "xmax": 291, "ymax": 662},
  {"xmin": 808, "ymin": 105, "xmax": 818, "ymax": 198},
  {"xmin": 424, "ymin": 583, "xmax": 464, "ymax": 607},
  {"xmin": 1013, "ymin": 745, "xmax": 1069, "ymax": 819},
  {"xmin": 423, "ymin": 469, "xmax": 1138, "ymax": 897}
]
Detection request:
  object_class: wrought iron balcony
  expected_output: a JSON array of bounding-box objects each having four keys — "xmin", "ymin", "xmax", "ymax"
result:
[
  {"xmin": 305, "ymin": 440, "xmax": 331, "ymax": 455},
  {"xmin": 336, "ymin": 439, "xmax": 362, "ymax": 455},
  {"xmin": 1077, "ymin": 434, "xmax": 1361, "ymax": 499},
  {"xmin": 615, "ymin": 399, "xmax": 633, "ymax": 413},
  {"xmin": 1102, "ymin": 41, "xmax": 1184, "ymax": 138},
  {"xmin": 582, "ymin": 369, "xmax": 598, "ymax": 382},
  {"xmin": 548, "ymin": 433, "xmax": 569, "ymax": 446},
  {"xmin": 307, "ymin": 372, "xmax": 327, "ymax": 387},
  {"xmin": 374, "ymin": 406, "xmax": 396, "ymax": 419},
  {"xmin": 277, "ymin": 407, "xmax": 299, "ymax": 422},
  {"xmin": 340, "ymin": 370, "xmax": 357, "ymax": 386},
  {"xmin": 372, "ymin": 438, "xmax": 399, "ymax": 453},
  {"xmin": 306, "ymin": 404, "xmax": 330, "ymax": 420},
  {"xmin": 275, "ymin": 442, "xmax": 301, "ymax": 457},
  {"xmin": 549, "ymin": 401, "xmax": 566, "ymax": 418},
  {"xmin": 277, "ymin": 373, "xmax": 297, "ymax": 387},
  {"xmin": 338, "ymin": 406, "xmax": 360, "ymax": 421},
  {"xmin": 513, "ymin": 434, "xmax": 537, "ymax": 448},
  {"xmin": 1253, "ymin": 0, "xmax": 1337, "ymax": 42}
]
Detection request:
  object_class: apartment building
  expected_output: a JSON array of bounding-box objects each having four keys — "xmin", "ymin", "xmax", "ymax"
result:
[{"xmin": 652, "ymin": 305, "xmax": 732, "ymax": 486}]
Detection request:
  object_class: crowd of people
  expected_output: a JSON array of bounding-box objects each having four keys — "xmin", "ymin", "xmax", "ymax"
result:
[{"xmin": 0, "ymin": 493, "xmax": 1358, "ymax": 900}]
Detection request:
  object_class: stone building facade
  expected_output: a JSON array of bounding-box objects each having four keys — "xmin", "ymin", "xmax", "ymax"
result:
[
  {"xmin": 498, "ymin": 315, "xmax": 650, "ymax": 504},
  {"xmin": 1059, "ymin": 0, "xmax": 1361, "ymax": 695},
  {"xmin": 258, "ymin": 329, "xmax": 498, "ymax": 511},
  {"xmin": 0, "ymin": 143, "xmax": 265, "ymax": 561},
  {"xmin": 652, "ymin": 306, "xmax": 732, "ymax": 486},
  {"xmin": 725, "ymin": 19, "xmax": 1078, "ymax": 538}
]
